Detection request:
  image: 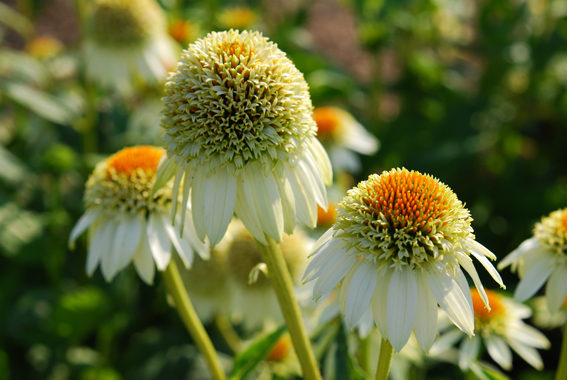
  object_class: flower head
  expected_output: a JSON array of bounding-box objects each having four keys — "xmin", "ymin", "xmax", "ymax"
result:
[
  {"xmin": 499, "ymin": 208, "xmax": 567, "ymax": 312},
  {"xmin": 156, "ymin": 30, "xmax": 332, "ymax": 246},
  {"xmin": 69, "ymin": 146, "xmax": 207, "ymax": 284},
  {"xmin": 433, "ymin": 289, "xmax": 550, "ymax": 371},
  {"xmin": 303, "ymin": 168, "xmax": 505, "ymax": 352}
]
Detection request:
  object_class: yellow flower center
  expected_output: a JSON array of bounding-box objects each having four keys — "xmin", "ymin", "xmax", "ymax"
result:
[
  {"xmin": 313, "ymin": 107, "xmax": 340, "ymax": 138},
  {"xmin": 471, "ymin": 289, "xmax": 504, "ymax": 322},
  {"xmin": 534, "ymin": 208, "xmax": 567, "ymax": 256},
  {"xmin": 266, "ymin": 334, "xmax": 292, "ymax": 362},
  {"xmin": 27, "ymin": 37, "xmax": 63, "ymax": 58},
  {"xmin": 562, "ymin": 210, "xmax": 567, "ymax": 232},
  {"xmin": 106, "ymin": 146, "xmax": 163, "ymax": 177}
]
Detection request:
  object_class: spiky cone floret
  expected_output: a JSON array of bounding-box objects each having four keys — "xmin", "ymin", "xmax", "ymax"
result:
[
  {"xmin": 303, "ymin": 168, "xmax": 505, "ymax": 353},
  {"xmin": 83, "ymin": 0, "xmax": 177, "ymax": 95},
  {"xmin": 431, "ymin": 289, "xmax": 550, "ymax": 371},
  {"xmin": 155, "ymin": 30, "xmax": 332, "ymax": 247},
  {"xmin": 499, "ymin": 208, "xmax": 567, "ymax": 313},
  {"xmin": 68, "ymin": 146, "xmax": 208, "ymax": 284}
]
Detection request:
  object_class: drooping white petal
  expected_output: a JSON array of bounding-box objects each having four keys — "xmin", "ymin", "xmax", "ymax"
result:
[
  {"xmin": 343, "ymin": 260, "xmax": 377, "ymax": 328},
  {"xmin": 169, "ymin": 163, "xmax": 185, "ymax": 222},
  {"xmin": 307, "ymin": 137, "xmax": 332, "ymax": 186},
  {"xmin": 234, "ymin": 172, "xmax": 266, "ymax": 245},
  {"xmin": 191, "ymin": 165, "xmax": 208, "ymax": 242},
  {"xmin": 147, "ymin": 212, "xmax": 172, "ymax": 271},
  {"xmin": 203, "ymin": 166, "xmax": 237, "ymax": 247},
  {"xmin": 309, "ymin": 228, "xmax": 335, "ymax": 257},
  {"xmin": 312, "ymin": 253, "xmax": 356, "ymax": 300},
  {"xmin": 285, "ymin": 163, "xmax": 317, "ymax": 228},
  {"xmin": 514, "ymin": 251, "xmax": 556, "ymax": 302},
  {"xmin": 485, "ymin": 335, "xmax": 512, "ymax": 370},
  {"xmin": 297, "ymin": 154, "xmax": 327, "ymax": 208},
  {"xmin": 507, "ymin": 337, "xmax": 544, "ymax": 370},
  {"xmin": 455, "ymin": 251, "xmax": 490, "ymax": 311},
  {"xmin": 545, "ymin": 262, "xmax": 567, "ymax": 313},
  {"xmin": 303, "ymin": 237, "xmax": 348, "ymax": 283},
  {"xmin": 69, "ymin": 210, "xmax": 101, "ymax": 249},
  {"xmin": 132, "ymin": 234, "xmax": 155, "ymax": 285},
  {"xmin": 469, "ymin": 248, "xmax": 505, "ymax": 288},
  {"xmin": 275, "ymin": 176, "xmax": 296, "ymax": 234},
  {"xmin": 152, "ymin": 154, "xmax": 177, "ymax": 196},
  {"xmin": 86, "ymin": 217, "xmax": 112, "ymax": 276},
  {"xmin": 342, "ymin": 119, "xmax": 379, "ymax": 155},
  {"xmin": 179, "ymin": 211, "xmax": 209, "ymax": 260},
  {"xmin": 459, "ymin": 335, "xmax": 481, "ymax": 371},
  {"xmin": 248, "ymin": 168, "xmax": 284, "ymax": 243},
  {"xmin": 113, "ymin": 214, "xmax": 143, "ymax": 271},
  {"xmin": 386, "ymin": 266, "xmax": 417, "ymax": 352},
  {"xmin": 414, "ymin": 270, "xmax": 439, "ymax": 353},
  {"xmin": 179, "ymin": 166, "xmax": 193, "ymax": 236},
  {"xmin": 371, "ymin": 267, "xmax": 393, "ymax": 340},
  {"xmin": 100, "ymin": 218, "xmax": 120, "ymax": 282},
  {"xmin": 429, "ymin": 328, "xmax": 463, "ymax": 356},
  {"xmin": 159, "ymin": 212, "xmax": 194, "ymax": 269},
  {"xmin": 498, "ymin": 237, "xmax": 540, "ymax": 270},
  {"xmin": 509, "ymin": 322, "xmax": 550, "ymax": 349},
  {"xmin": 454, "ymin": 265, "xmax": 474, "ymax": 314},
  {"xmin": 425, "ymin": 262, "xmax": 474, "ymax": 336}
]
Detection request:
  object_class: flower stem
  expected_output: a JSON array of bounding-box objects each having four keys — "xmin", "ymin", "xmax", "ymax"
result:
[
  {"xmin": 162, "ymin": 260, "xmax": 226, "ymax": 380},
  {"xmin": 255, "ymin": 235, "xmax": 322, "ymax": 380},
  {"xmin": 556, "ymin": 327, "xmax": 567, "ymax": 380},
  {"xmin": 375, "ymin": 339, "xmax": 393, "ymax": 380}
]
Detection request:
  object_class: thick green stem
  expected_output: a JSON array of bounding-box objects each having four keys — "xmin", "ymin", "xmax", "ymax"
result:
[
  {"xmin": 162, "ymin": 260, "xmax": 226, "ymax": 380},
  {"xmin": 255, "ymin": 235, "xmax": 322, "ymax": 380},
  {"xmin": 375, "ymin": 339, "xmax": 393, "ymax": 380},
  {"xmin": 556, "ymin": 327, "xmax": 567, "ymax": 380},
  {"xmin": 358, "ymin": 334, "xmax": 372, "ymax": 377}
]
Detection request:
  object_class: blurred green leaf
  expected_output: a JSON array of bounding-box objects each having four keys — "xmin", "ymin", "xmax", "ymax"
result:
[
  {"xmin": 0, "ymin": 350, "xmax": 9, "ymax": 380},
  {"xmin": 0, "ymin": 202, "xmax": 43, "ymax": 256},
  {"xmin": 0, "ymin": 145, "xmax": 31, "ymax": 185},
  {"xmin": 80, "ymin": 367, "xmax": 122, "ymax": 380},
  {"xmin": 229, "ymin": 325, "xmax": 286, "ymax": 380},
  {"xmin": 466, "ymin": 359, "xmax": 511, "ymax": 380},
  {"xmin": 0, "ymin": 49, "xmax": 48, "ymax": 86},
  {"xmin": 334, "ymin": 321, "xmax": 366, "ymax": 380}
]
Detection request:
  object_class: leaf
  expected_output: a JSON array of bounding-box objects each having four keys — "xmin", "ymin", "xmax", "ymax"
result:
[
  {"xmin": 0, "ymin": 145, "xmax": 30, "ymax": 185},
  {"xmin": 0, "ymin": 202, "xmax": 43, "ymax": 256},
  {"xmin": 230, "ymin": 325, "xmax": 286, "ymax": 380},
  {"xmin": 467, "ymin": 358, "xmax": 511, "ymax": 380},
  {"xmin": 333, "ymin": 320, "xmax": 366, "ymax": 380}
]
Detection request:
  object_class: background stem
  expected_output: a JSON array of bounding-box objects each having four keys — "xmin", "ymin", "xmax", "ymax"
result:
[
  {"xmin": 555, "ymin": 327, "xmax": 567, "ymax": 380},
  {"xmin": 375, "ymin": 339, "xmax": 393, "ymax": 380}
]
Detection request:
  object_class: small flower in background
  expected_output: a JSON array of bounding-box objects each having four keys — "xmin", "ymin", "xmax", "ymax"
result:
[
  {"xmin": 218, "ymin": 8, "xmax": 257, "ymax": 30},
  {"xmin": 68, "ymin": 146, "xmax": 207, "ymax": 284},
  {"xmin": 224, "ymin": 220, "xmax": 311, "ymax": 331},
  {"xmin": 498, "ymin": 208, "xmax": 567, "ymax": 311},
  {"xmin": 156, "ymin": 30, "xmax": 332, "ymax": 247},
  {"xmin": 313, "ymin": 106, "xmax": 379, "ymax": 174},
  {"xmin": 431, "ymin": 289, "xmax": 550, "ymax": 371},
  {"xmin": 26, "ymin": 36, "xmax": 64, "ymax": 59},
  {"xmin": 303, "ymin": 168, "xmax": 505, "ymax": 352},
  {"xmin": 168, "ymin": 19, "xmax": 198, "ymax": 45},
  {"xmin": 531, "ymin": 295, "xmax": 567, "ymax": 329},
  {"xmin": 83, "ymin": 0, "xmax": 177, "ymax": 95}
]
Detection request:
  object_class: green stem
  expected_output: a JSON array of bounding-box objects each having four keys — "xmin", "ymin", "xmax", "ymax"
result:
[
  {"xmin": 162, "ymin": 260, "xmax": 226, "ymax": 380},
  {"xmin": 255, "ymin": 235, "xmax": 322, "ymax": 380},
  {"xmin": 375, "ymin": 339, "xmax": 393, "ymax": 380},
  {"xmin": 358, "ymin": 334, "xmax": 371, "ymax": 378},
  {"xmin": 556, "ymin": 327, "xmax": 567, "ymax": 380}
]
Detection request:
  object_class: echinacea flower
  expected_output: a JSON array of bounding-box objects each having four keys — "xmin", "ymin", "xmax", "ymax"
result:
[
  {"xmin": 303, "ymin": 168, "xmax": 505, "ymax": 352},
  {"xmin": 432, "ymin": 289, "xmax": 550, "ymax": 371},
  {"xmin": 155, "ymin": 30, "xmax": 332, "ymax": 247},
  {"xmin": 83, "ymin": 0, "xmax": 177, "ymax": 95},
  {"xmin": 313, "ymin": 106, "xmax": 379, "ymax": 174},
  {"xmin": 68, "ymin": 146, "xmax": 207, "ymax": 284},
  {"xmin": 499, "ymin": 208, "xmax": 567, "ymax": 312}
]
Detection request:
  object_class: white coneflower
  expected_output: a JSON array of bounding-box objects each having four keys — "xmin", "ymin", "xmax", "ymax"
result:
[
  {"xmin": 499, "ymin": 208, "xmax": 567, "ymax": 312},
  {"xmin": 303, "ymin": 168, "xmax": 505, "ymax": 353},
  {"xmin": 432, "ymin": 289, "xmax": 550, "ymax": 371},
  {"xmin": 83, "ymin": 0, "xmax": 177, "ymax": 95},
  {"xmin": 68, "ymin": 146, "xmax": 207, "ymax": 284},
  {"xmin": 313, "ymin": 106, "xmax": 379, "ymax": 174},
  {"xmin": 154, "ymin": 30, "xmax": 332, "ymax": 247}
]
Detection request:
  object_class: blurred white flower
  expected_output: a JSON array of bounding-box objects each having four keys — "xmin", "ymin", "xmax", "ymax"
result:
[
  {"xmin": 303, "ymin": 168, "xmax": 505, "ymax": 352},
  {"xmin": 69, "ymin": 146, "xmax": 207, "ymax": 284}
]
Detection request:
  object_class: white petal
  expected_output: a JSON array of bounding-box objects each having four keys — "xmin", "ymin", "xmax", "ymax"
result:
[
  {"xmin": 514, "ymin": 251, "xmax": 556, "ymax": 302},
  {"xmin": 275, "ymin": 176, "xmax": 296, "ymax": 234},
  {"xmin": 113, "ymin": 214, "xmax": 143, "ymax": 271},
  {"xmin": 307, "ymin": 137, "xmax": 332, "ymax": 186},
  {"xmin": 456, "ymin": 252, "xmax": 490, "ymax": 311},
  {"xmin": 343, "ymin": 120, "xmax": 379, "ymax": 155},
  {"xmin": 160, "ymin": 213, "xmax": 194, "ymax": 269},
  {"xmin": 425, "ymin": 262, "xmax": 474, "ymax": 336},
  {"xmin": 147, "ymin": 212, "xmax": 172, "ymax": 271},
  {"xmin": 179, "ymin": 211, "xmax": 209, "ymax": 260},
  {"xmin": 69, "ymin": 211, "xmax": 101, "ymax": 249},
  {"xmin": 454, "ymin": 265, "xmax": 474, "ymax": 315},
  {"xmin": 100, "ymin": 218, "xmax": 119, "ymax": 282},
  {"xmin": 86, "ymin": 217, "xmax": 112, "ymax": 276},
  {"xmin": 313, "ymin": 253, "xmax": 356, "ymax": 300},
  {"xmin": 414, "ymin": 270, "xmax": 439, "ymax": 353},
  {"xmin": 248, "ymin": 168, "xmax": 284, "ymax": 243},
  {"xmin": 303, "ymin": 237, "xmax": 348, "ymax": 283},
  {"xmin": 498, "ymin": 237, "xmax": 540, "ymax": 270},
  {"xmin": 459, "ymin": 336, "xmax": 481, "ymax": 370},
  {"xmin": 485, "ymin": 335, "xmax": 512, "ymax": 370},
  {"xmin": 297, "ymin": 154, "xmax": 327, "ymax": 208},
  {"xmin": 469, "ymin": 248, "xmax": 505, "ymax": 288},
  {"xmin": 545, "ymin": 262, "xmax": 567, "ymax": 313},
  {"xmin": 132, "ymin": 234, "xmax": 155, "ymax": 285},
  {"xmin": 343, "ymin": 260, "xmax": 377, "ymax": 328},
  {"xmin": 203, "ymin": 167, "xmax": 237, "ymax": 247},
  {"xmin": 429, "ymin": 329, "xmax": 463, "ymax": 356},
  {"xmin": 509, "ymin": 322, "xmax": 550, "ymax": 349},
  {"xmin": 386, "ymin": 266, "xmax": 417, "ymax": 352},
  {"xmin": 507, "ymin": 337, "xmax": 544, "ymax": 370},
  {"xmin": 234, "ymin": 172, "xmax": 266, "ymax": 245},
  {"xmin": 371, "ymin": 267, "xmax": 393, "ymax": 340},
  {"xmin": 152, "ymin": 155, "xmax": 176, "ymax": 196},
  {"xmin": 169, "ymin": 163, "xmax": 185, "ymax": 222},
  {"xmin": 179, "ymin": 166, "xmax": 193, "ymax": 236},
  {"xmin": 191, "ymin": 166, "xmax": 208, "ymax": 242},
  {"xmin": 285, "ymin": 163, "xmax": 317, "ymax": 228}
]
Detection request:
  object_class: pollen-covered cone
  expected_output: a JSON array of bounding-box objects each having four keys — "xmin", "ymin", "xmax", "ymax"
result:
[
  {"xmin": 155, "ymin": 30, "xmax": 332, "ymax": 247},
  {"xmin": 83, "ymin": 0, "xmax": 177, "ymax": 95},
  {"xmin": 303, "ymin": 168, "xmax": 505, "ymax": 353},
  {"xmin": 499, "ymin": 208, "xmax": 567, "ymax": 313},
  {"xmin": 313, "ymin": 106, "xmax": 379, "ymax": 174},
  {"xmin": 225, "ymin": 219, "xmax": 310, "ymax": 331},
  {"xmin": 431, "ymin": 289, "xmax": 550, "ymax": 371},
  {"xmin": 68, "ymin": 146, "xmax": 207, "ymax": 285}
]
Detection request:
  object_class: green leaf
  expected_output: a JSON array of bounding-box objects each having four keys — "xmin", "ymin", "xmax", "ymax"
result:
[
  {"xmin": 334, "ymin": 320, "xmax": 366, "ymax": 380},
  {"xmin": 467, "ymin": 359, "xmax": 511, "ymax": 380},
  {"xmin": 80, "ymin": 367, "xmax": 122, "ymax": 380},
  {"xmin": 229, "ymin": 325, "xmax": 286, "ymax": 380},
  {"xmin": 0, "ymin": 202, "xmax": 43, "ymax": 256}
]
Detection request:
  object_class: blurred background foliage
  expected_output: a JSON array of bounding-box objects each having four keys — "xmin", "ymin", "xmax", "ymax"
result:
[{"xmin": 0, "ymin": 0, "xmax": 566, "ymax": 379}]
